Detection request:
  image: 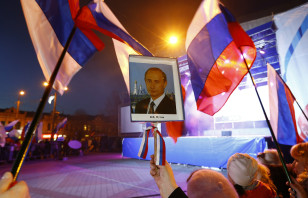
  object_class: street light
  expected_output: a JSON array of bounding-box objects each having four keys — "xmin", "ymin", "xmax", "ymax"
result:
[
  {"xmin": 16, "ymin": 90, "xmax": 25, "ymax": 119},
  {"xmin": 43, "ymin": 82, "xmax": 68, "ymax": 140},
  {"xmin": 169, "ymin": 35, "xmax": 178, "ymax": 45}
]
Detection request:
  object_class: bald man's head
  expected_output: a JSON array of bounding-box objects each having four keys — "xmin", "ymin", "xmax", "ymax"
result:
[{"xmin": 187, "ymin": 169, "xmax": 238, "ymax": 198}]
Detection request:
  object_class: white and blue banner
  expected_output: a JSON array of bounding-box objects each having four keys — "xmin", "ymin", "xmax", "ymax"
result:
[{"xmin": 275, "ymin": 3, "xmax": 308, "ymax": 140}]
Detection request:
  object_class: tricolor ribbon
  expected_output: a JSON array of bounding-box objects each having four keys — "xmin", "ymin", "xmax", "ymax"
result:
[{"xmin": 138, "ymin": 126, "xmax": 166, "ymax": 165}]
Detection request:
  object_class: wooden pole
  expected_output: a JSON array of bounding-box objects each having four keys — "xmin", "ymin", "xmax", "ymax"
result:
[{"xmin": 152, "ymin": 122, "xmax": 158, "ymax": 164}]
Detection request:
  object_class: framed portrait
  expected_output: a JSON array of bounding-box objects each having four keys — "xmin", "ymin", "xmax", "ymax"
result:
[{"xmin": 129, "ymin": 55, "xmax": 184, "ymax": 122}]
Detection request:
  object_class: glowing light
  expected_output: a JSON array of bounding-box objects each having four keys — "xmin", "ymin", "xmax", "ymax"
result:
[
  {"xmin": 270, "ymin": 82, "xmax": 274, "ymax": 87},
  {"xmin": 222, "ymin": 70, "xmax": 225, "ymax": 74},
  {"xmin": 225, "ymin": 59, "xmax": 230, "ymax": 64},
  {"xmin": 43, "ymin": 134, "xmax": 51, "ymax": 139},
  {"xmin": 169, "ymin": 36, "xmax": 178, "ymax": 44},
  {"xmin": 185, "ymin": 72, "xmax": 191, "ymax": 76},
  {"xmin": 236, "ymin": 68, "xmax": 239, "ymax": 71},
  {"xmin": 19, "ymin": 90, "xmax": 25, "ymax": 96},
  {"xmin": 221, "ymin": 92, "xmax": 225, "ymax": 96},
  {"xmin": 64, "ymin": 87, "xmax": 68, "ymax": 91},
  {"xmin": 260, "ymin": 50, "xmax": 265, "ymax": 54},
  {"xmin": 43, "ymin": 82, "xmax": 49, "ymax": 87}
]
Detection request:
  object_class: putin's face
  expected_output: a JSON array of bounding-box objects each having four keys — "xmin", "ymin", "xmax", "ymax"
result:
[{"xmin": 145, "ymin": 69, "xmax": 167, "ymax": 100}]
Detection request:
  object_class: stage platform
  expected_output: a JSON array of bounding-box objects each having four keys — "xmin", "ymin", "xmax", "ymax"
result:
[{"xmin": 123, "ymin": 136, "xmax": 267, "ymax": 168}]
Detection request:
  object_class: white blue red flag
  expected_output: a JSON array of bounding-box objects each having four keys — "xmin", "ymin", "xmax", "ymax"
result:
[
  {"xmin": 267, "ymin": 63, "xmax": 306, "ymax": 145},
  {"xmin": 185, "ymin": 0, "xmax": 256, "ymax": 115},
  {"xmin": 21, "ymin": 122, "xmax": 30, "ymax": 140},
  {"xmin": 54, "ymin": 117, "xmax": 68, "ymax": 134},
  {"xmin": 0, "ymin": 123, "xmax": 7, "ymax": 147},
  {"xmin": 21, "ymin": 0, "xmax": 152, "ymax": 94},
  {"xmin": 138, "ymin": 126, "xmax": 166, "ymax": 166},
  {"xmin": 34, "ymin": 122, "xmax": 43, "ymax": 142},
  {"xmin": 4, "ymin": 120, "xmax": 19, "ymax": 131}
]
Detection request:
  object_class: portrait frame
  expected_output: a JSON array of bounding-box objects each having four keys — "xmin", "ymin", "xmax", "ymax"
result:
[{"xmin": 129, "ymin": 55, "xmax": 184, "ymax": 122}]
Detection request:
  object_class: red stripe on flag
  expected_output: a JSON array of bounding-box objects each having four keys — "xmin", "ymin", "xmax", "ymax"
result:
[{"xmin": 68, "ymin": 0, "xmax": 80, "ymax": 20}]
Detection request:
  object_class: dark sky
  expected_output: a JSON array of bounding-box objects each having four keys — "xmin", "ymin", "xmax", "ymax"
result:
[{"xmin": 0, "ymin": 0, "xmax": 306, "ymax": 115}]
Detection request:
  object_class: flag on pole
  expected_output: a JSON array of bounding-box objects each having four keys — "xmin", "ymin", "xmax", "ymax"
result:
[
  {"xmin": 8, "ymin": 129, "xmax": 20, "ymax": 142},
  {"xmin": 75, "ymin": 0, "xmax": 153, "ymax": 91},
  {"xmin": 34, "ymin": 122, "xmax": 43, "ymax": 142},
  {"xmin": 267, "ymin": 63, "xmax": 304, "ymax": 145},
  {"xmin": 4, "ymin": 120, "xmax": 19, "ymax": 131},
  {"xmin": 21, "ymin": 0, "xmax": 97, "ymax": 95},
  {"xmin": 21, "ymin": 122, "xmax": 30, "ymax": 141},
  {"xmin": 185, "ymin": 0, "xmax": 256, "ymax": 115},
  {"xmin": 0, "ymin": 123, "xmax": 7, "ymax": 147},
  {"xmin": 48, "ymin": 95, "xmax": 55, "ymax": 104},
  {"xmin": 54, "ymin": 118, "xmax": 68, "ymax": 134},
  {"xmin": 21, "ymin": 0, "xmax": 152, "ymax": 94}
]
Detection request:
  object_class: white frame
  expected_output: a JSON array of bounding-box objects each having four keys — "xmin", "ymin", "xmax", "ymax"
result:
[{"xmin": 129, "ymin": 55, "xmax": 184, "ymax": 122}]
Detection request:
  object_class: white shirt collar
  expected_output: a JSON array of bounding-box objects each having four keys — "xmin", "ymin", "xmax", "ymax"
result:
[{"xmin": 148, "ymin": 93, "xmax": 165, "ymax": 113}]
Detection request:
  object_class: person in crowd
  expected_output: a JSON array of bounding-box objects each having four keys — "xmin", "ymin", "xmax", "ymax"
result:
[
  {"xmin": 257, "ymin": 149, "xmax": 290, "ymax": 198},
  {"xmin": 290, "ymin": 142, "xmax": 308, "ymax": 176},
  {"xmin": 227, "ymin": 153, "xmax": 277, "ymax": 198},
  {"xmin": 150, "ymin": 155, "xmax": 238, "ymax": 198},
  {"xmin": 135, "ymin": 67, "xmax": 176, "ymax": 114},
  {"xmin": 287, "ymin": 173, "xmax": 308, "ymax": 198},
  {"xmin": 255, "ymin": 164, "xmax": 277, "ymax": 193},
  {"xmin": 0, "ymin": 172, "xmax": 30, "ymax": 198}
]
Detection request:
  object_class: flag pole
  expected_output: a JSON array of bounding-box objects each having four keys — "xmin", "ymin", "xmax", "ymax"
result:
[
  {"xmin": 241, "ymin": 51, "xmax": 292, "ymax": 184},
  {"xmin": 11, "ymin": 26, "xmax": 77, "ymax": 181},
  {"xmin": 270, "ymin": 63, "xmax": 308, "ymax": 122}
]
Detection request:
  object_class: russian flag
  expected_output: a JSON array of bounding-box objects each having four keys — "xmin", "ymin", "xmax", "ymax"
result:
[
  {"xmin": 21, "ymin": 122, "xmax": 30, "ymax": 141},
  {"xmin": 21, "ymin": 0, "xmax": 97, "ymax": 95},
  {"xmin": 185, "ymin": 0, "xmax": 256, "ymax": 115},
  {"xmin": 0, "ymin": 123, "xmax": 7, "ymax": 147},
  {"xmin": 76, "ymin": 0, "xmax": 152, "ymax": 91},
  {"xmin": 268, "ymin": 63, "xmax": 305, "ymax": 145},
  {"xmin": 21, "ymin": 0, "xmax": 152, "ymax": 94},
  {"xmin": 4, "ymin": 120, "xmax": 19, "ymax": 131},
  {"xmin": 138, "ymin": 128, "xmax": 151, "ymax": 159},
  {"xmin": 54, "ymin": 117, "xmax": 68, "ymax": 134}
]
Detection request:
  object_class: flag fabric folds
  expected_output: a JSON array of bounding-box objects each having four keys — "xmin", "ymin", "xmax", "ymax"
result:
[
  {"xmin": 267, "ymin": 63, "xmax": 303, "ymax": 145},
  {"xmin": 4, "ymin": 120, "xmax": 19, "ymax": 131},
  {"xmin": 21, "ymin": 0, "xmax": 152, "ymax": 94},
  {"xmin": 21, "ymin": 122, "xmax": 30, "ymax": 141},
  {"xmin": 76, "ymin": 0, "xmax": 152, "ymax": 91},
  {"xmin": 54, "ymin": 118, "xmax": 68, "ymax": 134},
  {"xmin": 185, "ymin": 0, "xmax": 256, "ymax": 115},
  {"xmin": 34, "ymin": 122, "xmax": 43, "ymax": 142},
  {"xmin": 138, "ymin": 126, "xmax": 166, "ymax": 165},
  {"xmin": 21, "ymin": 0, "xmax": 96, "ymax": 95},
  {"xmin": 0, "ymin": 123, "xmax": 7, "ymax": 147}
]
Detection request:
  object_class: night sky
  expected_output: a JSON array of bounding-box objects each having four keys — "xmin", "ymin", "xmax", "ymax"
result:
[{"xmin": 0, "ymin": 0, "xmax": 306, "ymax": 115}]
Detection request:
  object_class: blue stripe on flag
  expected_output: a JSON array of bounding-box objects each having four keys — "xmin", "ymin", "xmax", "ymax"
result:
[
  {"xmin": 88, "ymin": 3, "xmax": 152, "ymax": 57},
  {"xmin": 36, "ymin": 0, "xmax": 97, "ymax": 65},
  {"xmin": 206, "ymin": 13, "xmax": 233, "ymax": 60},
  {"xmin": 277, "ymin": 78, "xmax": 297, "ymax": 145},
  {"xmin": 283, "ymin": 14, "xmax": 308, "ymax": 79},
  {"xmin": 187, "ymin": 13, "xmax": 232, "ymax": 101}
]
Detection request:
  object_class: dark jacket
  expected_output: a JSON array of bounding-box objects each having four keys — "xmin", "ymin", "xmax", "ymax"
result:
[{"xmin": 135, "ymin": 95, "xmax": 176, "ymax": 114}]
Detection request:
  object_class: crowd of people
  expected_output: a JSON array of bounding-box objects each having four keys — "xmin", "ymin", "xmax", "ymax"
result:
[
  {"xmin": 0, "ymin": 136, "xmax": 122, "ymax": 163},
  {"xmin": 150, "ymin": 142, "xmax": 308, "ymax": 198},
  {"xmin": 0, "ymin": 142, "xmax": 307, "ymax": 197}
]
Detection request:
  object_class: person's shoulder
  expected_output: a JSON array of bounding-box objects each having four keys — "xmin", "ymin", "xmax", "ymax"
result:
[{"xmin": 163, "ymin": 95, "xmax": 175, "ymax": 104}]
